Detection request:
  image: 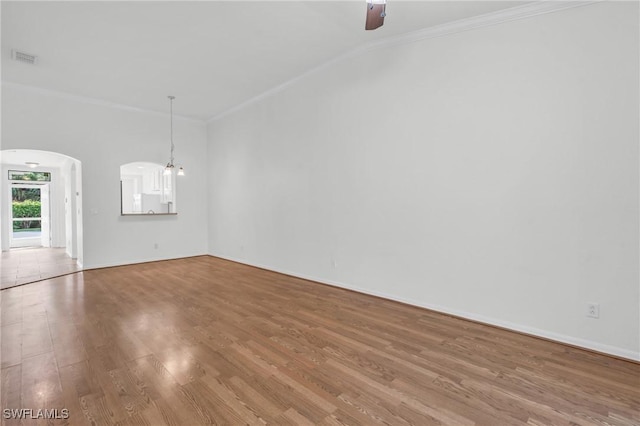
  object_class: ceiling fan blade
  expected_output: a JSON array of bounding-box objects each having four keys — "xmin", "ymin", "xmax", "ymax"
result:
[{"xmin": 365, "ymin": 3, "xmax": 385, "ymax": 31}]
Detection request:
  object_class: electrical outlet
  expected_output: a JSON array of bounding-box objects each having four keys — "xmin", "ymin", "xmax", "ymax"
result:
[
  {"xmin": 154, "ymin": 243, "xmax": 159, "ymax": 249},
  {"xmin": 587, "ymin": 303, "xmax": 600, "ymax": 319},
  {"xmin": 331, "ymin": 259, "xmax": 337, "ymax": 268}
]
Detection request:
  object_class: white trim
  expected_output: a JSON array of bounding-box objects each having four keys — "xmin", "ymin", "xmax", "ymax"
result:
[
  {"xmin": 208, "ymin": 252, "xmax": 640, "ymax": 362},
  {"xmin": 208, "ymin": 0, "xmax": 598, "ymax": 122},
  {"xmin": 0, "ymin": 81, "xmax": 204, "ymax": 123}
]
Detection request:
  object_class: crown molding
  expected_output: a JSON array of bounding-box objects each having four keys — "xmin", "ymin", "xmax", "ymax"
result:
[
  {"xmin": 208, "ymin": 0, "xmax": 598, "ymax": 123},
  {"xmin": 2, "ymin": 1, "xmax": 599, "ymax": 124},
  {"xmin": 1, "ymin": 81, "xmax": 205, "ymax": 123}
]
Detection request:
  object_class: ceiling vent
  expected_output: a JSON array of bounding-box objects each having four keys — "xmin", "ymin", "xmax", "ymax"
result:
[{"xmin": 11, "ymin": 49, "xmax": 38, "ymax": 65}]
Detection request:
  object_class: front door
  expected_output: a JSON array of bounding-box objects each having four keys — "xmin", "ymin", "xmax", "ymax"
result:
[
  {"xmin": 40, "ymin": 184, "xmax": 50, "ymax": 247},
  {"xmin": 10, "ymin": 183, "xmax": 50, "ymax": 248}
]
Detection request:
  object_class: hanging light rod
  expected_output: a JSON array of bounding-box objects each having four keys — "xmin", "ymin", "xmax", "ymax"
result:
[{"xmin": 164, "ymin": 95, "xmax": 184, "ymax": 176}]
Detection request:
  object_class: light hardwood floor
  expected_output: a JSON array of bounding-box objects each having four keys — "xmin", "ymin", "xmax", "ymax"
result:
[{"xmin": 1, "ymin": 256, "xmax": 638, "ymax": 425}]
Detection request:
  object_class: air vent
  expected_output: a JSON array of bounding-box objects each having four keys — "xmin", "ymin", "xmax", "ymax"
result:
[{"xmin": 11, "ymin": 49, "xmax": 38, "ymax": 65}]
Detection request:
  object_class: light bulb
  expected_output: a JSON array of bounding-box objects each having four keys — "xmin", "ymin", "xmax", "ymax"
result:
[{"xmin": 177, "ymin": 167, "xmax": 185, "ymax": 176}]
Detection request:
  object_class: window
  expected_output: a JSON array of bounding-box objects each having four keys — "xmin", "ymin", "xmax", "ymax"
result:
[
  {"xmin": 9, "ymin": 170, "xmax": 52, "ymax": 182},
  {"xmin": 120, "ymin": 162, "xmax": 176, "ymax": 214}
]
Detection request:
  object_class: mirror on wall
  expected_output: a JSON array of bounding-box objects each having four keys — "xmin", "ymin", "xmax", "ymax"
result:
[{"xmin": 120, "ymin": 162, "xmax": 176, "ymax": 215}]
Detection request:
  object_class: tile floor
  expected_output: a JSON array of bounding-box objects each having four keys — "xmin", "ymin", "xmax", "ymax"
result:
[{"xmin": 0, "ymin": 247, "xmax": 81, "ymax": 290}]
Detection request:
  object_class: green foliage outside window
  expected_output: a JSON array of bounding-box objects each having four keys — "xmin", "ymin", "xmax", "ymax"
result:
[
  {"xmin": 12, "ymin": 200, "xmax": 41, "ymax": 230},
  {"xmin": 12, "ymin": 187, "xmax": 41, "ymax": 202},
  {"xmin": 9, "ymin": 170, "xmax": 51, "ymax": 181}
]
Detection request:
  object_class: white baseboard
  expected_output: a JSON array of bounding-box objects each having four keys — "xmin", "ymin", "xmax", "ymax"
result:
[{"xmin": 209, "ymin": 252, "xmax": 640, "ymax": 362}]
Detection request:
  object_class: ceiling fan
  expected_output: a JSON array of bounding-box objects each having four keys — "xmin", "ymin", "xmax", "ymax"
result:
[{"xmin": 365, "ymin": 0, "xmax": 387, "ymax": 30}]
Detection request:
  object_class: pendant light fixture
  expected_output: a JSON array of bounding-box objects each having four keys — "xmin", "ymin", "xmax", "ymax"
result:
[{"xmin": 164, "ymin": 95, "xmax": 185, "ymax": 176}]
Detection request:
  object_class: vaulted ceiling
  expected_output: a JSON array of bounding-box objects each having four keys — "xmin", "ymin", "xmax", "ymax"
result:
[{"xmin": 2, "ymin": 1, "xmax": 525, "ymax": 121}]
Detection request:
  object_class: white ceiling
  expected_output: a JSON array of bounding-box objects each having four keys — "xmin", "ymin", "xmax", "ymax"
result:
[
  {"xmin": 2, "ymin": 1, "xmax": 526, "ymax": 121},
  {"xmin": 1, "ymin": 149, "xmax": 73, "ymax": 168}
]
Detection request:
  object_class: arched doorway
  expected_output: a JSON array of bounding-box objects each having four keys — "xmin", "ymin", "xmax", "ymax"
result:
[{"xmin": 1, "ymin": 149, "xmax": 83, "ymax": 289}]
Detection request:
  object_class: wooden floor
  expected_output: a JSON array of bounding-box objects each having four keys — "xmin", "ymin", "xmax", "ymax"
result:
[
  {"xmin": 1, "ymin": 256, "xmax": 638, "ymax": 425},
  {"xmin": 1, "ymin": 247, "xmax": 81, "ymax": 290}
]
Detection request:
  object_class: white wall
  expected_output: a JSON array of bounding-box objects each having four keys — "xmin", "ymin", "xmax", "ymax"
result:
[
  {"xmin": 62, "ymin": 158, "xmax": 81, "ymax": 260},
  {"xmin": 207, "ymin": 2, "xmax": 639, "ymax": 360},
  {"xmin": 63, "ymin": 159, "xmax": 74, "ymax": 257},
  {"xmin": 1, "ymin": 88, "xmax": 208, "ymax": 268}
]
